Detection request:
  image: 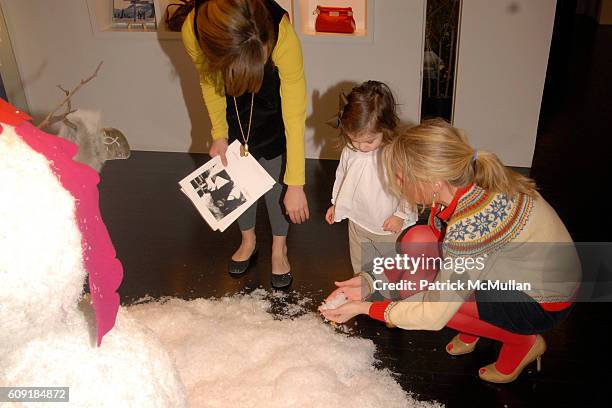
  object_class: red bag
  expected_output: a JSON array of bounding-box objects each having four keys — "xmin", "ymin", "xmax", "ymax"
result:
[{"xmin": 314, "ymin": 6, "xmax": 356, "ymax": 34}]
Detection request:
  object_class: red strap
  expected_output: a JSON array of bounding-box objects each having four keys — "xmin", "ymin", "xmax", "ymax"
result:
[{"xmin": 437, "ymin": 184, "xmax": 474, "ymax": 222}]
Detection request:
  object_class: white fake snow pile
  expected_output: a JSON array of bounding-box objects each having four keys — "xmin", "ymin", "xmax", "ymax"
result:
[
  {"xmin": 320, "ymin": 293, "xmax": 350, "ymax": 310},
  {"xmin": 0, "ymin": 125, "xmax": 186, "ymax": 407},
  {"xmin": 127, "ymin": 290, "xmax": 442, "ymax": 408},
  {"xmin": 2, "ymin": 301, "xmax": 187, "ymax": 407},
  {"xmin": 0, "ymin": 126, "xmax": 85, "ymax": 352}
]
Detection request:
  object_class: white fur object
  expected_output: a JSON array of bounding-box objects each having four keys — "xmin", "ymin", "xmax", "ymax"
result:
[
  {"xmin": 0, "ymin": 124, "xmax": 187, "ymax": 407},
  {"xmin": 57, "ymin": 110, "xmax": 106, "ymax": 172},
  {"xmin": 127, "ymin": 292, "xmax": 442, "ymax": 408}
]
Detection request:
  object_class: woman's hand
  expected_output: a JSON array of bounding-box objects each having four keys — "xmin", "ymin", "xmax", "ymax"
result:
[
  {"xmin": 383, "ymin": 215, "xmax": 404, "ymax": 233},
  {"xmin": 319, "ymin": 301, "xmax": 371, "ymax": 323},
  {"xmin": 324, "ymin": 275, "xmax": 364, "ymax": 303},
  {"xmin": 325, "ymin": 205, "xmax": 335, "ymax": 224},
  {"xmin": 209, "ymin": 138, "xmax": 228, "ymax": 166},
  {"xmin": 284, "ymin": 185, "xmax": 309, "ymax": 224}
]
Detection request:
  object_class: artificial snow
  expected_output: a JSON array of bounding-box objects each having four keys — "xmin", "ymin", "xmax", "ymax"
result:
[
  {"xmin": 320, "ymin": 293, "xmax": 350, "ymax": 310},
  {"xmin": 0, "ymin": 124, "xmax": 186, "ymax": 407},
  {"xmin": 2, "ymin": 299, "xmax": 187, "ymax": 407},
  {"xmin": 0, "ymin": 126, "xmax": 84, "ymax": 352},
  {"xmin": 126, "ymin": 291, "xmax": 442, "ymax": 408}
]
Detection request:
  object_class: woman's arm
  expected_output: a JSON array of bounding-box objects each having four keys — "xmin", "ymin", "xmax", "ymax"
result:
[
  {"xmin": 323, "ymin": 251, "xmax": 497, "ymax": 329},
  {"xmin": 272, "ymin": 16, "xmax": 307, "ymax": 186}
]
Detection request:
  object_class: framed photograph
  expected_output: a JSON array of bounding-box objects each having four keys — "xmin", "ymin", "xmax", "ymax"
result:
[{"xmin": 112, "ymin": 0, "xmax": 156, "ymax": 29}]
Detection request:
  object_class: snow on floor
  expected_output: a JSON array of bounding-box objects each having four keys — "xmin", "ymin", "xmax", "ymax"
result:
[{"xmin": 127, "ymin": 290, "xmax": 442, "ymax": 408}]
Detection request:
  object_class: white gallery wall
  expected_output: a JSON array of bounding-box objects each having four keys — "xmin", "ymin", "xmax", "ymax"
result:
[
  {"xmin": 453, "ymin": 0, "xmax": 557, "ymax": 167},
  {"xmin": 1, "ymin": 0, "xmax": 556, "ymax": 166}
]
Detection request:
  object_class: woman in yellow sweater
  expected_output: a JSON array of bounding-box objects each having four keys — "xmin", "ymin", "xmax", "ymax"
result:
[{"xmin": 182, "ymin": 0, "xmax": 308, "ymax": 288}]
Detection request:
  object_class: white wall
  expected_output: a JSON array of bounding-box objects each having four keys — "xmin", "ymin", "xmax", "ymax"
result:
[
  {"xmin": 453, "ymin": 0, "xmax": 557, "ymax": 167},
  {"xmin": 0, "ymin": 0, "xmax": 425, "ymax": 159}
]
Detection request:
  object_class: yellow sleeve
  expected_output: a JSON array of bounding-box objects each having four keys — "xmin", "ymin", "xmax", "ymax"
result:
[
  {"xmin": 181, "ymin": 11, "xmax": 228, "ymax": 141},
  {"xmin": 272, "ymin": 16, "xmax": 307, "ymax": 186}
]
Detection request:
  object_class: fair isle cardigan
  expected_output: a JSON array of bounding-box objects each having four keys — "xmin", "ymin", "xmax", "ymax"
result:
[{"xmin": 365, "ymin": 184, "xmax": 581, "ymax": 331}]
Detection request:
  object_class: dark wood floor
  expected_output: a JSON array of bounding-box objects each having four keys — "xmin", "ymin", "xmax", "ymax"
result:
[{"xmin": 98, "ymin": 14, "xmax": 611, "ymax": 408}]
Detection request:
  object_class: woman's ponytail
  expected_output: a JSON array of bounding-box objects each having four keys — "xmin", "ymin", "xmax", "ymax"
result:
[{"xmin": 473, "ymin": 150, "xmax": 537, "ymax": 196}]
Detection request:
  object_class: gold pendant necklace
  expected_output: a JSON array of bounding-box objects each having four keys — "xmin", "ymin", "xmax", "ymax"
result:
[{"xmin": 233, "ymin": 93, "xmax": 255, "ymax": 157}]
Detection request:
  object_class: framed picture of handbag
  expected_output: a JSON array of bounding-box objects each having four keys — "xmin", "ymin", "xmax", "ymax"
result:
[
  {"xmin": 314, "ymin": 5, "xmax": 356, "ymax": 34},
  {"xmin": 297, "ymin": 0, "xmax": 368, "ymax": 37}
]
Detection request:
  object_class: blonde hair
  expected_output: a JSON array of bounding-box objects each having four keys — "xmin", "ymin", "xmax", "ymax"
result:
[{"xmin": 384, "ymin": 119, "xmax": 537, "ymax": 208}]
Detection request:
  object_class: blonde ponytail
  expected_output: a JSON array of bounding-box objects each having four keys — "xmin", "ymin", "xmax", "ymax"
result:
[{"xmin": 472, "ymin": 150, "xmax": 536, "ymax": 197}]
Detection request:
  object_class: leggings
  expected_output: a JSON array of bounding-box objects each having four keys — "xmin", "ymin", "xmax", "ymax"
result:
[{"xmin": 237, "ymin": 154, "xmax": 289, "ymax": 236}]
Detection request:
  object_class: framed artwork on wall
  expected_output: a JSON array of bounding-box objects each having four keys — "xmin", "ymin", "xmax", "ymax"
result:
[{"xmin": 112, "ymin": 0, "xmax": 157, "ymax": 29}]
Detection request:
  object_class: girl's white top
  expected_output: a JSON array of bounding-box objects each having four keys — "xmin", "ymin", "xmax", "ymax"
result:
[{"xmin": 331, "ymin": 147, "xmax": 417, "ymax": 235}]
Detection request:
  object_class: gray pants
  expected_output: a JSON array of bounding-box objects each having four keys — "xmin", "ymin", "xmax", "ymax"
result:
[{"xmin": 237, "ymin": 155, "xmax": 289, "ymax": 236}]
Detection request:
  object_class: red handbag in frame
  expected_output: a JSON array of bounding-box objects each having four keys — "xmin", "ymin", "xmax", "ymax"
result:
[{"xmin": 314, "ymin": 5, "xmax": 356, "ymax": 34}]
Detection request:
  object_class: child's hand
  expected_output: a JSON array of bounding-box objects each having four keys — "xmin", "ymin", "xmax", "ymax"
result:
[
  {"xmin": 383, "ymin": 215, "xmax": 404, "ymax": 233},
  {"xmin": 325, "ymin": 205, "xmax": 336, "ymax": 224}
]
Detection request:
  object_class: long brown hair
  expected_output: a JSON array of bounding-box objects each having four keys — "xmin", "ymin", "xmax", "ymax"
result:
[
  {"xmin": 385, "ymin": 119, "xmax": 537, "ymax": 207},
  {"xmin": 196, "ymin": 0, "xmax": 275, "ymax": 96},
  {"xmin": 339, "ymin": 81, "xmax": 399, "ymax": 148}
]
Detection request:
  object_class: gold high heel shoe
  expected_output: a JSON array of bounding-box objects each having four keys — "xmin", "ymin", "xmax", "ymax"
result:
[
  {"xmin": 478, "ymin": 334, "xmax": 546, "ymax": 383},
  {"xmin": 446, "ymin": 334, "xmax": 479, "ymax": 355}
]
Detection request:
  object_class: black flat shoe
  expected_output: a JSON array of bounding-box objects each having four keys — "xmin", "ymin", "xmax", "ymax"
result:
[
  {"xmin": 228, "ymin": 247, "xmax": 258, "ymax": 276},
  {"xmin": 271, "ymin": 271, "xmax": 293, "ymax": 289}
]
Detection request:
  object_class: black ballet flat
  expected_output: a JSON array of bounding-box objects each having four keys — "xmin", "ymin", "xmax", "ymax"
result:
[
  {"xmin": 228, "ymin": 247, "xmax": 258, "ymax": 276},
  {"xmin": 271, "ymin": 271, "xmax": 293, "ymax": 289}
]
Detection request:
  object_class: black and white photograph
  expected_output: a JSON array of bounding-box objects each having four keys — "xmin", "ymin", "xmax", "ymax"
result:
[{"xmin": 188, "ymin": 165, "xmax": 247, "ymax": 221}]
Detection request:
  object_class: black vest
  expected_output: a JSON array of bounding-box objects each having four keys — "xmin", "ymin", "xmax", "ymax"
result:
[{"xmin": 194, "ymin": 0, "xmax": 287, "ymax": 160}]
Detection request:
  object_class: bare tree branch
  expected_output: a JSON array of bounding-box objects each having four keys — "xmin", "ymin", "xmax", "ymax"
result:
[
  {"xmin": 47, "ymin": 109, "xmax": 79, "ymax": 129},
  {"xmin": 38, "ymin": 61, "xmax": 103, "ymax": 130}
]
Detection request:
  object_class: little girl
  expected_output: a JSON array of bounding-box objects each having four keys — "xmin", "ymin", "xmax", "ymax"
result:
[{"xmin": 325, "ymin": 81, "xmax": 417, "ymax": 274}]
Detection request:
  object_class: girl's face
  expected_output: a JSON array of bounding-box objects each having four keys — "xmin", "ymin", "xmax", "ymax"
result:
[{"xmin": 348, "ymin": 132, "xmax": 384, "ymax": 152}]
